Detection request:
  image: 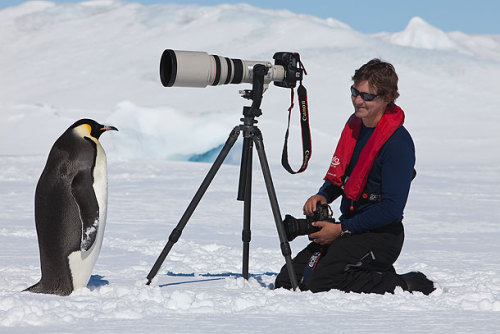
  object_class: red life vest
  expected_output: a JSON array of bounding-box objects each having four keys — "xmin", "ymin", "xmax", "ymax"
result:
[{"xmin": 324, "ymin": 104, "xmax": 405, "ymax": 201}]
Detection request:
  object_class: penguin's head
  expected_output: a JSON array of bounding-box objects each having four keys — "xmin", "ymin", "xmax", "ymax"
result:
[{"xmin": 70, "ymin": 119, "xmax": 118, "ymax": 140}]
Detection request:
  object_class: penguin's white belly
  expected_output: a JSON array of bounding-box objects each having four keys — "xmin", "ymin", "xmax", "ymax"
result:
[{"xmin": 68, "ymin": 141, "xmax": 108, "ymax": 291}]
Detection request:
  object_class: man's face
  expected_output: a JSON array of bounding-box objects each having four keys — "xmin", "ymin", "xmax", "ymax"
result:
[{"xmin": 351, "ymin": 80, "xmax": 388, "ymax": 127}]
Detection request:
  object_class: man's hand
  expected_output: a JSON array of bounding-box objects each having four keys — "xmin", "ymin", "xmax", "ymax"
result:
[
  {"xmin": 303, "ymin": 194, "xmax": 327, "ymax": 216},
  {"xmin": 308, "ymin": 221, "xmax": 341, "ymax": 245}
]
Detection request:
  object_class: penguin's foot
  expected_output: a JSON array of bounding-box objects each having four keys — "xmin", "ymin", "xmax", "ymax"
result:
[{"xmin": 24, "ymin": 281, "xmax": 73, "ymax": 296}]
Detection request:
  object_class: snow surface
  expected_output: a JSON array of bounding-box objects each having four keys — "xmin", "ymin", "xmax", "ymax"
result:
[{"xmin": 1, "ymin": 1, "xmax": 500, "ymax": 333}]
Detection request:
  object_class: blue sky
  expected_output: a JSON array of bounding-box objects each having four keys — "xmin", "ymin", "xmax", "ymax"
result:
[{"xmin": 1, "ymin": 0, "xmax": 499, "ymax": 34}]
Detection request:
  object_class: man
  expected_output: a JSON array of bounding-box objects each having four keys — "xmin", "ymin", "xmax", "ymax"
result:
[{"xmin": 275, "ymin": 59, "xmax": 435, "ymax": 295}]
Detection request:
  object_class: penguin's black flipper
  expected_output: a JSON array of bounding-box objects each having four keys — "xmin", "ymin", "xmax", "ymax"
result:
[{"xmin": 71, "ymin": 168, "xmax": 99, "ymax": 252}]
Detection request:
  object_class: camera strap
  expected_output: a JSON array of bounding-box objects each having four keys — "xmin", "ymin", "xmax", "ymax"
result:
[
  {"xmin": 281, "ymin": 57, "xmax": 311, "ymax": 174},
  {"xmin": 300, "ymin": 250, "xmax": 322, "ymax": 288}
]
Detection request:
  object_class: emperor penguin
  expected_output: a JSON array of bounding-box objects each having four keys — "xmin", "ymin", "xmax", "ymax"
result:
[{"xmin": 26, "ymin": 119, "xmax": 118, "ymax": 296}]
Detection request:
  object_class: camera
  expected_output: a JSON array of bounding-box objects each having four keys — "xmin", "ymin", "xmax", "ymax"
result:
[
  {"xmin": 282, "ymin": 204, "xmax": 336, "ymax": 241},
  {"xmin": 160, "ymin": 49, "xmax": 303, "ymax": 88}
]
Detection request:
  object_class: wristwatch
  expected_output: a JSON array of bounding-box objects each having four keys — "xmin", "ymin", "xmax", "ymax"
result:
[{"xmin": 340, "ymin": 223, "xmax": 352, "ymax": 238}]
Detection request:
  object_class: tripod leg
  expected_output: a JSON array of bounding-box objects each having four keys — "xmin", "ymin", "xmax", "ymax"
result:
[
  {"xmin": 252, "ymin": 131, "xmax": 298, "ymax": 290},
  {"xmin": 237, "ymin": 136, "xmax": 251, "ymax": 201},
  {"xmin": 146, "ymin": 126, "xmax": 241, "ymax": 285},
  {"xmin": 240, "ymin": 137, "xmax": 253, "ymax": 279}
]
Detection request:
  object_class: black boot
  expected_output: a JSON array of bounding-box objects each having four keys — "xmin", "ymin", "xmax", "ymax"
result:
[{"xmin": 400, "ymin": 271, "xmax": 435, "ymax": 295}]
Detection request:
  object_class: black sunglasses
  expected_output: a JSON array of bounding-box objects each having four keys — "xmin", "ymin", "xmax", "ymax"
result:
[{"xmin": 350, "ymin": 86, "xmax": 381, "ymax": 101}]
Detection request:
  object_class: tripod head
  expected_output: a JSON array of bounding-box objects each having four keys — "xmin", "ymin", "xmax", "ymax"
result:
[{"xmin": 240, "ymin": 64, "xmax": 269, "ymax": 120}]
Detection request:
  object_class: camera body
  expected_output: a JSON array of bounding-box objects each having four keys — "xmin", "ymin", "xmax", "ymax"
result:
[
  {"xmin": 282, "ymin": 204, "xmax": 336, "ymax": 241},
  {"xmin": 272, "ymin": 52, "xmax": 303, "ymax": 88}
]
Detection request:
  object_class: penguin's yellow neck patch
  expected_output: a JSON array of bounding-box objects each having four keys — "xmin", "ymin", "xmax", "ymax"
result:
[{"xmin": 74, "ymin": 124, "xmax": 92, "ymax": 137}]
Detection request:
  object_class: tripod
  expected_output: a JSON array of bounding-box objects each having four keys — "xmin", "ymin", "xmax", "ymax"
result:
[{"xmin": 146, "ymin": 65, "xmax": 298, "ymax": 290}]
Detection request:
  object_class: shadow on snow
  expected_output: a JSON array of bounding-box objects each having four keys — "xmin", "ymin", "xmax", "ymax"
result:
[
  {"xmin": 87, "ymin": 275, "xmax": 110, "ymax": 290},
  {"xmin": 159, "ymin": 271, "xmax": 278, "ymax": 289}
]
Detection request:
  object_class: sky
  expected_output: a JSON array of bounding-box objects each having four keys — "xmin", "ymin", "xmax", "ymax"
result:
[{"xmin": 1, "ymin": 0, "xmax": 499, "ymax": 35}]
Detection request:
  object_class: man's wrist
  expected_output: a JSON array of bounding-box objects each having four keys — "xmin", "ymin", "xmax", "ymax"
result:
[{"xmin": 340, "ymin": 222, "xmax": 352, "ymax": 237}]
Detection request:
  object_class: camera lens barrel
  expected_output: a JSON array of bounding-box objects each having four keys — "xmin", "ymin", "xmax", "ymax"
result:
[{"xmin": 160, "ymin": 49, "xmax": 285, "ymax": 88}]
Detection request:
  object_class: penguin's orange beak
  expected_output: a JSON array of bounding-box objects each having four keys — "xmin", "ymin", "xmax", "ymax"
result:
[{"xmin": 100, "ymin": 125, "xmax": 118, "ymax": 132}]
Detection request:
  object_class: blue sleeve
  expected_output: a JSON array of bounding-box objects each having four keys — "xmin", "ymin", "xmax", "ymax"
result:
[
  {"xmin": 340, "ymin": 133, "xmax": 415, "ymax": 233},
  {"xmin": 317, "ymin": 180, "xmax": 343, "ymax": 203}
]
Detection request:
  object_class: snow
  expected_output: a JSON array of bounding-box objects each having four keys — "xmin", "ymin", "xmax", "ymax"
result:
[
  {"xmin": 1, "ymin": 1, "xmax": 500, "ymax": 333},
  {"xmin": 388, "ymin": 17, "xmax": 460, "ymax": 50}
]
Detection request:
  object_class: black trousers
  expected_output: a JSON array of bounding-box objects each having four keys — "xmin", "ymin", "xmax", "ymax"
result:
[{"xmin": 275, "ymin": 223, "xmax": 406, "ymax": 294}]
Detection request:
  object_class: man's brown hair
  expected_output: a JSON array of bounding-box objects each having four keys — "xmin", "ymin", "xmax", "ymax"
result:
[{"xmin": 352, "ymin": 59, "xmax": 399, "ymax": 104}]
